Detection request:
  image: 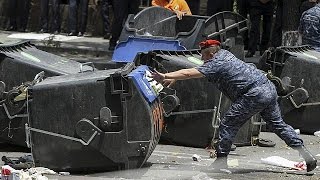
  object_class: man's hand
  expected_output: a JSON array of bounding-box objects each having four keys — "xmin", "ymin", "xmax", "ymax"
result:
[
  {"xmin": 174, "ymin": 10, "xmax": 187, "ymax": 20},
  {"xmin": 150, "ymin": 70, "xmax": 165, "ymax": 83},
  {"xmin": 163, "ymin": 79, "xmax": 176, "ymax": 88}
]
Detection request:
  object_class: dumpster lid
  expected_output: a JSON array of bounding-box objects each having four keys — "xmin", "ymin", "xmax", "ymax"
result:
[
  {"xmin": 112, "ymin": 37, "xmax": 186, "ymax": 63},
  {"xmin": 128, "ymin": 65, "xmax": 163, "ymax": 103},
  {"xmin": 0, "ymin": 41, "xmax": 93, "ymax": 74}
]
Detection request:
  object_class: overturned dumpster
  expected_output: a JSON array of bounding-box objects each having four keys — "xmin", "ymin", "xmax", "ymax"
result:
[
  {"xmin": 112, "ymin": 7, "xmax": 248, "ymax": 63},
  {"xmin": 27, "ymin": 64, "xmax": 165, "ymax": 171},
  {"xmin": 135, "ymin": 50, "xmax": 264, "ymax": 147},
  {"xmin": 258, "ymin": 46, "xmax": 320, "ymax": 134},
  {"xmin": 0, "ymin": 41, "xmax": 93, "ymax": 146},
  {"xmin": 0, "ymin": 41, "xmax": 166, "ymax": 171}
]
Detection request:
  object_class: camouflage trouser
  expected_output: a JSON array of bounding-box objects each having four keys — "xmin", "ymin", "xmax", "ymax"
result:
[{"xmin": 217, "ymin": 80, "xmax": 303, "ymax": 155}]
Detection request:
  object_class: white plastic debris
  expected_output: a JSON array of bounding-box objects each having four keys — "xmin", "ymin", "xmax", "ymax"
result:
[
  {"xmin": 294, "ymin": 129, "xmax": 300, "ymax": 134},
  {"xmin": 261, "ymin": 156, "xmax": 306, "ymax": 170},
  {"xmin": 192, "ymin": 154, "xmax": 201, "ymax": 161},
  {"xmin": 1, "ymin": 165, "xmax": 15, "ymax": 180},
  {"xmin": 59, "ymin": 172, "xmax": 70, "ymax": 176},
  {"xmin": 27, "ymin": 167, "xmax": 56, "ymax": 175},
  {"xmin": 314, "ymin": 131, "xmax": 320, "ymax": 137}
]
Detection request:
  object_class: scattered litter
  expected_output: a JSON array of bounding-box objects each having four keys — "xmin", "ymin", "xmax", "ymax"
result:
[
  {"xmin": 2, "ymin": 155, "xmax": 34, "ymax": 170},
  {"xmin": 59, "ymin": 172, "xmax": 70, "ymax": 176},
  {"xmin": 28, "ymin": 167, "xmax": 56, "ymax": 175},
  {"xmin": 316, "ymin": 154, "xmax": 320, "ymax": 157},
  {"xmin": 261, "ymin": 156, "xmax": 306, "ymax": 170},
  {"xmin": 192, "ymin": 154, "xmax": 201, "ymax": 161},
  {"xmin": 1, "ymin": 165, "xmax": 15, "ymax": 179},
  {"xmin": 314, "ymin": 131, "xmax": 320, "ymax": 137},
  {"xmin": 294, "ymin": 129, "xmax": 300, "ymax": 134},
  {"xmin": 1, "ymin": 165, "xmax": 57, "ymax": 180}
]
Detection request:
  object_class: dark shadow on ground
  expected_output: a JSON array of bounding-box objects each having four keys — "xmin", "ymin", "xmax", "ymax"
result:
[{"xmin": 0, "ymin": 143, "xmax": 30, "ymax": 153}]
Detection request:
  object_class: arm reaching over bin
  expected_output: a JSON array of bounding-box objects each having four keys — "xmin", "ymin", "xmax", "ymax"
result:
[
  {"xmin": 151, "ymin": 68, "xmax": 203, "ymax": 83},
  {"xmin": 151, "ymin": 39, "xmax": 317, "ymax": 172},
  {"xmin": 152, "ymin": 0, "xmax": 192, "ymax": 20}
]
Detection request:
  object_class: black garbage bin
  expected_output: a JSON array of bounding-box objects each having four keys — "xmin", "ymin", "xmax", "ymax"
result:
[
  {"xmin": 0, "ymin": 41, "xmax": 93, "ymax": 146},
  {"xmin": 27, "ymin": 65, "xmax": 164, "ymax": 172},
  {"xmin": 260, "ymin": 46, "xmax": 320, "ymax": 134},
  {"xmin": 113, "ymin": 8, "xmax": 248, "ymax": 63},
  {"xmin": 135, "ymin": 50, "xmax": 264, "ymax": 147}
]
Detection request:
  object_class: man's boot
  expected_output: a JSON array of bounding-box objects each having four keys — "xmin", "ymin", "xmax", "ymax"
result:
[
  {"xmin": 209, "ymin": 153, "xmax": 228, "ymax": 170},
  {"xmin": 295, "ymin": 146, "xmax": 317, "ymax": 172}
]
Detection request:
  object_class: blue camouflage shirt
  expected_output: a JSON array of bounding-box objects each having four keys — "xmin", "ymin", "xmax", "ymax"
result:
[
  {"xmin": 196, "ymin": 49, "xmax": 269, "ymax": 101},
  {"xmin": 299, "ymin": 4, "xmax": 320, "ymax": 51}
]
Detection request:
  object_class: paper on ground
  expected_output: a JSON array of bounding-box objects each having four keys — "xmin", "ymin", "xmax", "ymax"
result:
[
  {"xmin": 8, "ymin": 33, "xmax": 81, "ymax": 41},
  {"xmin": 261, "ymin": 156, "xmax": 306, "ymax": 170}
]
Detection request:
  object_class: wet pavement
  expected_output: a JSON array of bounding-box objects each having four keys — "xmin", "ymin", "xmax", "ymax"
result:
[{"xmin": 0, "ymin": 31, "xmax": 319, "ymax": 179}]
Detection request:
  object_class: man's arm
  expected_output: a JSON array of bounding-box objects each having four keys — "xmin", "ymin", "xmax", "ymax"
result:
[
  {"xmin": 165, "ymin": 68, "xmax": 204, "ymax": 80},
  {"xmin": 151, "ymin": 68, "xmax": 204, "ymax": 83}
]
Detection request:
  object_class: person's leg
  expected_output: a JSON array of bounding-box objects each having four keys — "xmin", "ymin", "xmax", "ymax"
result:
[
  {"xmin": 6, "ymin": 0, "xmax": 18, "ymax": 30},
  {"xmin": 215, "ymin": 83, "xmax": 278, "ymax": 170},
  {"xmin": 271, "ymin": 0, "xmax": 283, "ymax": 48},
  {"xmin": 260, "ymin": 3, "xmax": 273, "ymax": 55},
  {"xmin": 128, "ymin": 0, "xmax": 140, "ymax": 14},
  {"xmin": 222, "ymin": 0, "xmax": 234, "ymax": 12},
  {"xmin": 68, "ymin": 0, "xmax": 78, "ymax": 35},
  {"xmin": 218, "ymin": 98, "xmax": 266, "ymax": 155},
  {"xmin": 260, "ymin": 83, "xmax": 317, "ymax": 172},
  {"xmin": 21, "ymin": 0, "xmax": 31, "ymax": 31},
  {"xmin": 186, "ymin": 0, "xmax": 200, "ymax": 14},
  {"xmin": 260, "ymin": 14, "xmax": 272, "ymax": 55},
  {"xmin": 51, "ymin": 0, "xmax": 61, "ymax": 33},
  {"xmin": 78, "ymin": 0, "xmax": 89, "ymax": 35},
  {"xmin": 40, "ymin": 0, "xmax": 49, "ymax": 32},
  {"xmin": 246, "ymin": 6, "xmax": 261, "ymax": 57},
  {"xmin": 237, "ymin": 0, "xmax": 249, "ymax": 49},
  {"xmin": 207, "ymin": 0, "xmax": 220, "ymax": 16},
  {"xmin": 101, "ymin": 0, "xmax": 111, "ymax": 38},
  {"xmin": 109, "ymin": 0, "xmax": 128, "ymax": 50}
]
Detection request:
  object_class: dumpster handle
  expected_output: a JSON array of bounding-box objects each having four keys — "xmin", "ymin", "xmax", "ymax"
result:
[
  {"xmin": 164, "ymin": 108, "xmax": 215, "ymax": 117},
  {"xmin": 80, "ymin": 62, "xmax": 95, "ymax": 73},
  {"xmin": 25, "ymin": 123, "xmax": 98, "ymax": 146},
  {"xmin": 1, "ymin": 103, "xmax": 28, "ymax": 120},
  {"xmin": 289, "ymin": 96, "xmax": 320, "ymax": 108}
]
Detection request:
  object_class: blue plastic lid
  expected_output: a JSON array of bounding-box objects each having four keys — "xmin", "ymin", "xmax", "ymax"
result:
[
  {"xmin": 128, "ymin": 65, "xmax": 163, "ymax": 103},
  {"xmin": 112, "ymin": 37, "xmax": 186, "ymax": 63}
]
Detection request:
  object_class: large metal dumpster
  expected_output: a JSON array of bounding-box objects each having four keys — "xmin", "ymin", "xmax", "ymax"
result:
[
  {"xmin": 27, "ymin": 64, "xmax": 165, "ymax": 172},
  {"xmin": 113, "ymin": 8, "xmax": 248, "ymax": 63},
  {"xmin": 135, "ymin": 50, "xmax": 264, "ymax": 147},
  {"xmin": 258, "ymin": 46, "xmax": 320, "ymax": 134},
  {"xmin": 0, "ymin": 41, "xmax": 92, "ymax": 146}
]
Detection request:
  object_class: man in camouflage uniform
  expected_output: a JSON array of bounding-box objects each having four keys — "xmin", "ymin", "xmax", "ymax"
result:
[
  {"xmin": 151, "ymin": 39, "xmax": 317, "ymax": 172},
  {"xmin": 299, "ymin": 0, "xmax": 320, "ymax": 52}
]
